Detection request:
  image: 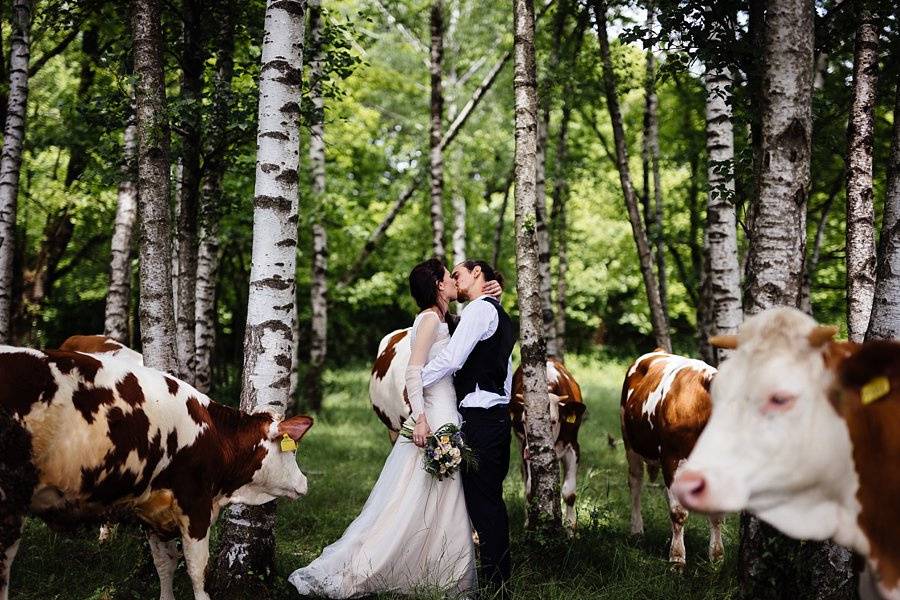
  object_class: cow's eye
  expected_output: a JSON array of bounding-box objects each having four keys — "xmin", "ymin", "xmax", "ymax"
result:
[{"xmin": 766, "ymin": 392, "xmax": 796, "ymax": 411}]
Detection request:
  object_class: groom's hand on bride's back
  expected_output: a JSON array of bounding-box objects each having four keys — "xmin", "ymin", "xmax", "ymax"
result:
[{"xmin": 483, "ymin": 278, "xmax": 502, "ymax": 299}]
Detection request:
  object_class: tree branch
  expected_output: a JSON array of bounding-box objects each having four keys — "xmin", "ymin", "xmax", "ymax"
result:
[{"xmin": 31, "ymin": 28, "xmax": 81, "ymax": 75}]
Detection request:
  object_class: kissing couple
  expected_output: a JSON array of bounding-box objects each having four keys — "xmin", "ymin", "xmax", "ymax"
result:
[{"xmin": 289, "ymin": 258, "xmax": 515, "ymax": 599}]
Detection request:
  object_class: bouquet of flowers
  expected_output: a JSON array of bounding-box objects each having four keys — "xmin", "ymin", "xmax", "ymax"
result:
[{"xmin": 400, "ymin": 419, "xmax": 476, "ymax": 481}]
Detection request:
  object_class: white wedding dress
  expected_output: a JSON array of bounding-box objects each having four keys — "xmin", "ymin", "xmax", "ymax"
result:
[{"xmin": 289, "ymin": 314, "xmax": 477, "ymax": 598}]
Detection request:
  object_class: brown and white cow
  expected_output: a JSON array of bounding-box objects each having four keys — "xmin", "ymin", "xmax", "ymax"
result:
[
  {"xmin": 0, "ymin": 346, "xmax": 313, "ymax": 600},
  {"xmin": 511, "ymin": 357, "xmax": 586, "ymax": 529},
  {"xmin": 368, "ymin": 328, "xmax": 412, "ymax": 442},
  {"xmin": 672, "ymin": 306, "xmax": 900, "ymax": 599},
  {"xmin": 622, "ymin": 350, "xmax": 723, "ymax": 568}
]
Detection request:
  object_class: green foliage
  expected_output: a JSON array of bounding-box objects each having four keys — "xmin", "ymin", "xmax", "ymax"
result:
[{"xmin": 9, "ymin": 0, "xmax": 899, "ymax": 373}]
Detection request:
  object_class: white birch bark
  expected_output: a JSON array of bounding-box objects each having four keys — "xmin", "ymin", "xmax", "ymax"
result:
[
  {"xmin": 704, "ymin": 63, "xmax": 741, "ymax": 364},
  {"xmin": 844, "ymin": 6, "xmax": 879, "ymax": 342},
  {"xmin": 429, "ymin": 0, "xmax": 446, "ymax": 262},
  {"xmin": 306, "ymin": 0, "xmax": 328, "ymax": 411},
  {"xmin": 214, "ymin": 0, "xmax": 306, "ymax": 589},
  {"xmin": 513, "ymin": 0, "xmax": 561, "ymax": 531},
  {"xmin": 131, "ymin": 0, "xmax": 178, "ymax": 374},
  {"xmin": 104, "ymin": 116, "xmax": 138, "ymax": 344},
  {"xmin": 452, "ymin": 193, "xmax": 466, "ymax": 264},
  {"xmin": 0, "ymin": 0, "xmax": 30, "ymax": 344}
]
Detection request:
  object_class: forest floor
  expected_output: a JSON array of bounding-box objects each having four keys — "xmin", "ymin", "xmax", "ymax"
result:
[{"xmin": 11, "ymin": 356, "xmax": 739, "ymax": 599}]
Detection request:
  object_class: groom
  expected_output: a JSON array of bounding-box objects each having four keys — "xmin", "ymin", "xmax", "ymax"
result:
[{"xmin": 420, "ymin": 260, "xmax": 515, "ymax": 595}]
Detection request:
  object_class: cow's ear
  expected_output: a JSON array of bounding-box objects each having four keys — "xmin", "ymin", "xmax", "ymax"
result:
[
  {"xmin": 710, "ymin": 335, "xmax": 738, "ymax": 349},
  {"xmin": 277, "ymin": 415, "xmax": 314, "ymax": 442},
  {"xmin": 559, "ymin": 402, "xmax": 586, "ymax": 424}
]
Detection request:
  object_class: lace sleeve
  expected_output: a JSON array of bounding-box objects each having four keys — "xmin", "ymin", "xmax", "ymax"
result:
[{"xmin": 405, "ymin": 312, "xmax": 439, "ymax": 419}]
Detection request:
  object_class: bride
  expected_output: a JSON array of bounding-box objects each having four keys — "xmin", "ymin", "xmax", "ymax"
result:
[{"xmin": 289, "ymin": 258, "xmax": 477, "ymax": 598}]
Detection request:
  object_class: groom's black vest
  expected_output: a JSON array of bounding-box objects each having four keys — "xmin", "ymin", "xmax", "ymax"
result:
[{"xmin": 453, "ymin": 297, "xmax": 515, "ymax": 405}]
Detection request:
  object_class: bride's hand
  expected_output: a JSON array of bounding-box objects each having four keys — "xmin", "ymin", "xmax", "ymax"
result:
[
  {"xmin": 413, "ymin": 416, "xmax": 431, "ymax": 447},
  {"xmin": 483, "ymin": 279, "xmax": 502, "ymax": 299}
]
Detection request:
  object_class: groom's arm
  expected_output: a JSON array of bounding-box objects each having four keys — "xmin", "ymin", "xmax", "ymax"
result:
[{"xmin": 420, "ymin": 301, "xmax": 496, "ymax": 388}]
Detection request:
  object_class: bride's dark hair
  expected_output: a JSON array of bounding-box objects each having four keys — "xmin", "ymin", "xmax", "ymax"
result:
[{"xmin": 408, "ymin": 258, "xmax": 446, "ymax": 310}]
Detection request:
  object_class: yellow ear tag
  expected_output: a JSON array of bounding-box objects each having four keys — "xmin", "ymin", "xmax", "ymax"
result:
[
  {"xmin": 280, "ymin": 434, "xmax": 298, "ymax": 453},
  {"xmin": 565, "ymin": 413, "xmax": 577, "ymax": 424},
  {"xmin": 861, "ymin": 376, "xmax": 891, "ymax": 405}
]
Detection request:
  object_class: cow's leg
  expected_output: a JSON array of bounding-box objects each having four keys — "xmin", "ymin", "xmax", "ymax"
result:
[
  {"xmin": 626, "ymin": 447, "xmax": 645, "ymax": 535},
  {"xmin": 388, "ymin": 430, "xmax": 399, "ymax": 444},
  {"xmin": 148, "ymin": 531, "xmax": 181, "ymax": 600},
  {"xmin": 561, "ymin": 445, "xmax": 578, "ymax": 531},
  {"xmin": 708, "ymin": 513, "xmax": 725, "ymax": 563},
  {"xmin": 517, "ymin": 435, "xmax": 532, "ymax": 529},
  {"xmin": 0, "ymin": 516, "xmax": 24, "ymax": 600},
  {"xmin": 665, "ymin": 484, "xmax": 689, "ymax": 570},
  {"xmin": 182, "ymin": 533, "xmax": 212, "ymax": 600}
]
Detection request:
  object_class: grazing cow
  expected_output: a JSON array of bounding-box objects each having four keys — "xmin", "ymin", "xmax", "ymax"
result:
[
  {"xmin": 0, "ymin": 346, "xmax": 313, "ymax": 600},
  {"xmin": 368, "ymin": 328, "xmax": 412, "ymax": 442},
  {"xmin": 58, "ymin": 335, "xmax": 145, "ymax": 366},
  {"xmin": 672, "ymin": 306, "xmax": 900, "ymax": 599},
  {"xmin": 510, "ymin": 357, "xmax": 586, "ymax": 529},
  {"xmin": 621, "ymin": 350, "xmax": 723, "ymax": 568}
]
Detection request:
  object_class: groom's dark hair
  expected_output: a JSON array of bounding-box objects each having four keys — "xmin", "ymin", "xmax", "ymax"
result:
[
  {"xmin": 409, "ymin": 257, "xmax": 446, "ymax": 310},
  {"xmin": 462, "ymin": 260, "xmax": 504, "ymax": 288}
]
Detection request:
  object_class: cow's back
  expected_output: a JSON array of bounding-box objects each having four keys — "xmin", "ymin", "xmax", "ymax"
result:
[
  {"xmin": 0, "ymin": 346, "xmax": 207, "ymax": 521},
  {"xmin": 622, "ymin": 352, "xmax": 715, "ymax": 479}
]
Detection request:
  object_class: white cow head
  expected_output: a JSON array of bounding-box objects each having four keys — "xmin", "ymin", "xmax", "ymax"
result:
[
  {"xmin": 229, "ymin": 415, "xmax": 314, "ymax": 505},
  {"xmin": 515, "ymin": 392, "xmax": 573, "ymax": 449},
  {"xmin": 672, "ymin": 307, "xmax": 861, "ymax": 546}
]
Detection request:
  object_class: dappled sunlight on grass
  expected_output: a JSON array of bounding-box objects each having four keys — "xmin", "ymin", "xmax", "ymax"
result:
[{"xmin": 11, "ymin": 357, "xmax": 738, "ymax": 599}]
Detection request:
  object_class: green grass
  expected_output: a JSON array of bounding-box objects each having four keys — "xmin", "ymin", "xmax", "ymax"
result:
[{"xmin": 10, "ymin": 356, "xmax": 739, "ymax": 599}]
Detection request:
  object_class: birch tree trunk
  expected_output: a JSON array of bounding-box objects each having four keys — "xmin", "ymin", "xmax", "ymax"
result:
[
  {"xmin": 452, "ymin": 192, "xmax": 466, "ymax": 264},
  {"xmin": 844, "ymin": 4, "xmax": 879, "ymax": 343},
  {"xmin": 740, "ymin": 0, "xmax": 854, "ymax": 595},
  {"xmin": 175, "ymin": 0, "xmax": 205, "ymax": 384},
  {"xmin": 213, "ymin": 1, "xmax": 306, "ymax": 593},
  {"xmin": 513, "ymin": 0, "xmax": 561, "ymax": 532},
  {"xmin": 867, "ymin": 26, "xmax": 900, "ymax": 341},
  {"xmin": 105, "ymin": 116, "xmax": 138, "ymax": 344},
  {"xmin": 704, "ymin": 62, "xmax": 741, "ymax": 365},
  {"xmin": 591, "ymin": 0, "xmax": 671, "ymax": 352},
  {"xmin": 195, "ymin": 10, "xmax": 236, "ymax": 394},
  {"xmin": 429, "ymin": 0, "xmax": 446, "ymax": 262},
  {"xmin": 131, "ymin": 0, "xmax": 177, "ymax": 374},
  {"xmin": 305, "ymin": 0, "xmax": 328, "ymax": 412},
  {"xmin": 0, "ymin": 0, "xmax": 30, "ymax": 344}
]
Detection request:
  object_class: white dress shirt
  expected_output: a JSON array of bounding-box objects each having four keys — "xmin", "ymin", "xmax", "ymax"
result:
[{"xmin": 421, "ymin": 295, "xmax": 513, "ymax": 409}]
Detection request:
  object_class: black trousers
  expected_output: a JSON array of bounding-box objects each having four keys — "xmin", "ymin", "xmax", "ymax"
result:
[{"xmin": 460, "ymin": 405, "xmax": 511, "ymax": 591}]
